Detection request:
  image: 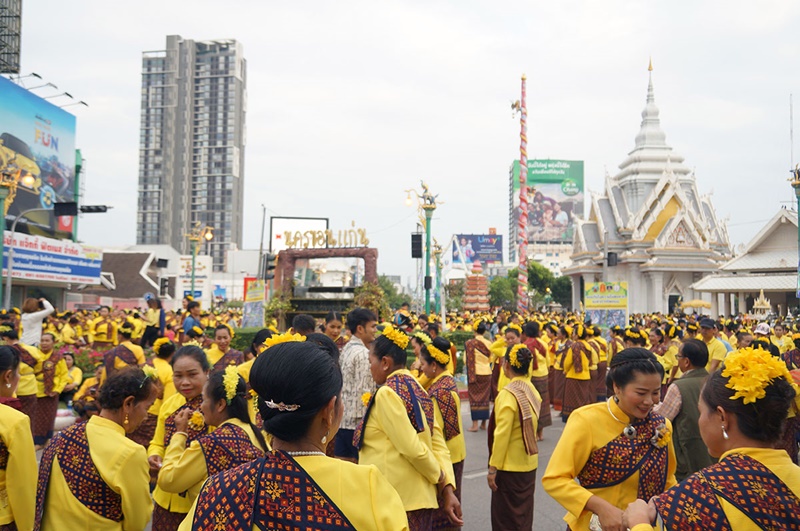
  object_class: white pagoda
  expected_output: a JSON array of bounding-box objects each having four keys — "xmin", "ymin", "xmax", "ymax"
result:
[{"xmin": 564, "ymin": 65, "xmax": 732, "ymax": 314}]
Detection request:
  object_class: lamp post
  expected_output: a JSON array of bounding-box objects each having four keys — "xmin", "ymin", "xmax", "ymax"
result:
[
  {"xmin": 405, "ymin": 181, "xmax": 441, "ymax": 314},
  {"xmin": 187, "ymin": 222, "xmax": 214, "ymax": 298},
  {"xmin": 0, "ymin": 169, "xmax": 36, "ymax": 307}
]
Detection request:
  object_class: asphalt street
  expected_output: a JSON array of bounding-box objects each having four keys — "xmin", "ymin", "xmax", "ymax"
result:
[{"xmin": 459, "ymin": 401, "xmax": 568, "ymax": 530}]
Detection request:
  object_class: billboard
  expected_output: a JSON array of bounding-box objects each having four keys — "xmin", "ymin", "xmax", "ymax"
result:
[
  {"xmin": 269, "ymin": 216, "xmax": 329, "ymax": 253},
  {"xmin": 242, "ymin": 278, "xmax": 265, "ymax": 328},
  {"xmin": 584, "ymin": 281, "xmax": 628, "ymax": 309},
  {"xmin": 2, "ymin": 231, "xmax": 102, "ymax": 284},
  {"xmin": 510, "ymin": 159, "xmax": 584, "ymax": 245},
  {"xmin": 0, "ymin": 76, "xmax": 77, "ymax": 238},
  {"xmin": 451, "ymin": 234, "xmax": 503, "ymax": 265},
  {"xmin": 177, "ymin": 255, "xmax": 213, "ymax": 309}
]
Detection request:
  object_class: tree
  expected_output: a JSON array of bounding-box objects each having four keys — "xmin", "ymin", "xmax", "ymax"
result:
[
  {"xmin": 444, "ymin": 279, "xmax": 465, "ymax": 312},
  {"xmin": 377, "ymin": 275, "xmax": 407, "ymax": 310},
  {"xmin": 527, "ymin": 261, "xmax": 555, "ymax": 294},
  {"xmin": 551, "ymin": 275, "xmax": 573, "ymax": 308},
  {"xmin": 489, "ymin": 269, "xmax": 518, "ymax": 310},
  {"xmin": 352, "ymin": 281, "xmax": 392, "ymax": 321}
]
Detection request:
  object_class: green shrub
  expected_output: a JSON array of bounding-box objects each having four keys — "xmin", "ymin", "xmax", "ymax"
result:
[{"xmin": 230, "ymin": 327, "xmax": 265, "ymax": 353}]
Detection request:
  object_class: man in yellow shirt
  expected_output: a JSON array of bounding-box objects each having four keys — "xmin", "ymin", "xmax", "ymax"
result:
[{"xmin": 701, "ymin": 318, "xmax": 728, "ymax": 373}]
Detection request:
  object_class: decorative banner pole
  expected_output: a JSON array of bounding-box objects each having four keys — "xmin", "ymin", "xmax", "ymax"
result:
[{"xmin": 516, "ymin": 74, "xmax": 529, "ymax": 313}]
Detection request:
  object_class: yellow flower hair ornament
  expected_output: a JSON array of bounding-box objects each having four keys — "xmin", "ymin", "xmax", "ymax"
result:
[
  {"xmin": 191, "ymin": 326, "xmax": 204, "ymax": 336},
  {"xmin": 188, "ymin": 410, "xmax": 205, "ymax": 431},
  {"xmin": 382, "ymin": 325, "xmax": 409, "ymax": 350},
  {"xmin": 507, "ymin": 343, "xmax": 526, "ymax": 369},
  {"xmin": 650, "ymin": 422, "xmax": 671, "ymax": 448},
  {"xmin": 153, "ymin": 337, "xmax": 171, "ymax": 355},
  {"xmin": 412, "ymin": 331, "xmax": 432, "ymax": 345},
  {"xmin": 141, "ymin": 365, "xmax": 158, "ymax": 381},
  {"xmin": 223, "ymin": 365, "xmax": 240, "ymax": 404},
  {"xmin": 361, "ymin": 392, "xmax": 372, "ymax": 407},
  {"xmin": 224, "ymin": 324, "xmax": 235, "ymax": 338},
  {"xmin": 722, "ymin": 347, "xmax": 796, "ymax": 405},
  {"xmin": 263, "ymin": 331, "xmax": 306, "ymax": 350},
  {"xmin": 506, "ymin": 323, "xmax": 523, "ymax": 334},
  {"xmin": 426, "ymin": 344, "xmax": 450, "ymax": 366}
]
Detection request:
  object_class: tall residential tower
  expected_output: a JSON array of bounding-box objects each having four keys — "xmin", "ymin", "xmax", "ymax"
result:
[{"xmin": 137, "ymin": 35, "xmax": 246, "ymax": 271}]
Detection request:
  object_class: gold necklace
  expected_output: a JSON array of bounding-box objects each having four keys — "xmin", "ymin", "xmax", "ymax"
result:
[{"xmin": 607, "ymin": 399, "xmax": 637, "ymax": 439}]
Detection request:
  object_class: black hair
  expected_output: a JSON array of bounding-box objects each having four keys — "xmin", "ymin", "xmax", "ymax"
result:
[
  {"xmin": 292, "ymin": 314, "xmax": 316, "ymax": 335},
  {"xmin": 702, "ymin": 365, "xmax": 796, "ymax": 443},
  {"xmin": 574, "ymin": 323, "xmax": 589, "ymax": 340},
  {"xmin": 69, "ymin": 317, "xmax": 80, "ymax": 325},
  {"xmin": 206, "ymin": 369, "xmax": 268, "ymax": 452},
  {"xmin": 624, "ymin": 327, "xmax": 647, "ymax": 346},
  {"xmin": 372, "ymin": 334, "xmax": 407, "ymax": 367},
  {"xmin": 118, "ymin": 324, "xmax": 134, "ymax": 339},
  {"xmin": 475, "ymin": 322, "xmax": 487, "ymax": 334},
  {"xmin": 250, "ymin": 341, "xmax": 343, "ymax": 442},
  {"xmin": 305, "ymin": 333, "xmax": 341, "ymax": 364},
  {"xmin": 0, "ymin": 345, "xmax": 20, "ymax": 374},
  {"xmin": 680, "ymin": 339, "xmax": 709, "ymax": 368},
  {"xmin": 0, "ymin": 328, "xmax": 18, "ymax": 340},
  {"xmin": 185, "ymin": 326, "xmax": 205, "ymax": 339},
  {"xmin": 427, "ymin": 323, "xmax": 440, "ymax": 336},
  {"xmin": 421, "ymin": 336, "xmax": 452, "ymax": 368},
  {"xmin": 504, "ymin": 345, "xmax": 533, "ymax": 375},
  {"xmin": 346, "ymin": 308, "xmax": 377, "ymax": 334},
  {"xmin": 249, "ymin": 328, "xmax": 273, "ymax": 356},
  {"xmin": 325, "ymin": 311, "xmax": 344, "ymax": 324},
  {"xmin": 411, "ymin": 331, "xmax": 431, "ymax": 348},
  {"xmin": 171, "ymin": 345, "xmax": 211, "ymax": 371},
  {"xmin": 62, "ymin": 351, "xmax": 75, "ymax": 362},
  {"xmin": 751, "ymin": 339, "xmax": 771, "ymax": 352},
  {"xmin": 97, "ymin": 366, "xmax": 157, "ymax": 410},
  {"xmin": 651, "ymin": 328, "xmax": 665, "ymax": 343},
  {"xmin": 155, "ymin": 340, "xmax": 176, "ymax": 360},
  {"xmin": 187, "ymin": 301, "xmax": 200, "ymax": 312},
  {"xmin": 214, "ymin": 324, "xmax": 233, "ymax": 336},
  {"xmin": 606, "ymin": 348, "xmax": 664, "ymax": 392},
  {"xmin": 523, "ymin": 321, "xmax": 540, "ymax": 338},
  {"xmin": 504, "ymin": 326, "xmax": 521, "ymax": 338},
  {"xmin": 544, "ymin": 323, "xmax": 558, "ymax": 336}
]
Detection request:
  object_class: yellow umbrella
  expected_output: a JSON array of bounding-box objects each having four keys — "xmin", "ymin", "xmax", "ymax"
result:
[{"xmin": 680, "ymin": 299, "xmax": 711, "ymax": 309}]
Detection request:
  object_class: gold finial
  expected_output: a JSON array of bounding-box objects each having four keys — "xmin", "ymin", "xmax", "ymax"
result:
[
  {"xmin": 521, "ymin": 73, "xmax": 527, "ymax": 80},
  {"xmin": 648, "ymin": 57, "xmax": 653, "ymax": 72}
]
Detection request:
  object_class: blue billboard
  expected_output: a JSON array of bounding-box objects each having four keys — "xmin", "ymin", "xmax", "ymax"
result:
[
  {"xmin": 452, "ymin": 234, "xmax": 503, "ymax": 265},
  {"xmin": 0, "ymin": 76, "xmax": 77, "ymax": 238}
]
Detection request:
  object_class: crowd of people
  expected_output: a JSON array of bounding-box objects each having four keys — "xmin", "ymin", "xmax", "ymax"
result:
[{"xmin": 0, "ymin": 294, "xmax": 799, "ymax": 530}]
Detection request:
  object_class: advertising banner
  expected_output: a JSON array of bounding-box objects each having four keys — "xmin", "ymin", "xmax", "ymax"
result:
[
  {"xmin": 177, "ymin": 255, "xmax": 213, "ymax": 309},
  {"xmin": 2, "ymin": 231, "xmax": 102, "ymax": 284},
  {"xmin": 451, "ymin": 234, "xmax": 503, "ymax": 265},
  {"xmin": 269, "ymin": 216, "xmax": 329, "ymax": 253},
  {"xmin": 242, "ymin": 279, "xmax": 265, "ymax": 328},
  {"xmin": 0, "ymin": 77, "xmax": 77, "ymax": 238},
  {"xmin": 584, "ymin": 282, "xmax": 628, "ymax": 309},
  {"xmin": 510, "ymin": 159, "xmax": 584, "ymax": 245}
]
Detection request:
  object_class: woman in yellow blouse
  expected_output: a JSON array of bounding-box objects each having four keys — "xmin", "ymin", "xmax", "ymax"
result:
[
  {"xmin": 419, "ymin": 336, "xmax": 466, "ymax": 531},
  {"xmin": 181, "ymin": 340, "xmax": 408, "ymax": 530},
  {"xmin": 561, "ymin": 324, "xmax": 594, "ymax": 422},
  {"xmin": 33, "ymin": 333, "xmax": 68, "ymax": 449},
  {"xmin": 625, "ymin": 347, "xmax": 800, "ymax": 530},
  {"xmin": 59, "ymin": 350, "xmax": 83, "ymax": 405},
  {"xmin": 35, "ymin": 366, "xmax": 158, "ymax": 531},
  {"xmin": 357, "ymin": 326, "xmax": 462, "ymax": 530},
  {"xmin": 548, "ymin": 324, "xmax": 570, "ymax": 412},
  {"xmin": 100, "ymin": 325, "xmax": 145, "ymax": 384},
  {"xmin": 465, "ymin": 320, "xmax": 493, "ymax": 431},
  {"xmin": 0, "ymin": 345, "xmax": 37, "ymax": 531},
  {"xmin": 648, "ymin": 328, "xmax": 675, "ymax": 399},
  {"xmin": 148, "ymin": 346, "xmax": 210, "ymax": 531},
  {"xmin": 203, "ymin": 324, "xmax": 244, "ymax": 371},
  {"xmin": 409, "ymin": 331, "xmax": 432, "ymax": 387},
  {"xmin": 488, "ymin": 344, "xmax": 541, "ymax": 530},
  {"xmin": 543, "ymin": 348, "xmax": 677, "ymax": 531},
  {"xmin": 158, "ymin": 366, "xmax": 267, "ymax": 499}
]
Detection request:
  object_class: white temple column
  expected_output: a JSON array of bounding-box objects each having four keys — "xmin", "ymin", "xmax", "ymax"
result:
[
  {"xmin": 723, "ymin": 293, "xmax": 732, "ymax": 317},
  {"xmin": 571, "ymin": 274, "xmax": 581, "ymax": 311},
  {"xmin": 710, "ymin": 293, "xmax": 719, "ymax": 317},
  {"xmin": 651, "ymin": 272, "xmax": 664, "ymax": 314},
  {"xmin": 738, "ymin": 291, "xmax": 747, "ymax": 314}
]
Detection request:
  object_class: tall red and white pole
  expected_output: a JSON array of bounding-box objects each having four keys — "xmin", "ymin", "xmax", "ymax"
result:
[{"xmin": 517, "ymin": 74, "xmax": 528, "ymax": 314}]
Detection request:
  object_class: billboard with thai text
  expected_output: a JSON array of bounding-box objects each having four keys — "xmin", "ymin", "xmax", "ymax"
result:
[
  {"xmin": 0, "ymin": 76, "xmax": 77, "ymax": 238},
  {"xmin": 2, "ymin": 231, "xmax": 101, "ymax": 284}
]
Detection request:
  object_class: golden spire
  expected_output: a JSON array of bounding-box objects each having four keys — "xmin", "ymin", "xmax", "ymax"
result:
[{"xmin": 648, "ymin": 57, "xmax": 653, "ymax": 72}]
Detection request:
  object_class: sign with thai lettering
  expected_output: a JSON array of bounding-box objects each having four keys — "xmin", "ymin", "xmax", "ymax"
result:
[{"xmin": 2, "ymin": 231, "xmax": 102, "ymax": 284}]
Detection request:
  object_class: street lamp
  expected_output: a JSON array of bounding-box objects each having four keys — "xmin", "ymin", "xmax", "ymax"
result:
[
  {"xmin": 405, "ymin": 181, "xmax": 441, "ymax": 314},
  {"xmin": 186, "ymin": 222, "xmax": 214, "ymax": 298},
  {"xmin": 0, "ymin": 164, "xmax": 41, "ymax": 306}
]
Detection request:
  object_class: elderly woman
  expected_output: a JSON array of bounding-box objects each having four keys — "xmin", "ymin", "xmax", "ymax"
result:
[
  {"xmin": 181, "ymin": 340, "xmax": 408, "ymax": 530},
  {"xmin": 624, "ymin": 346, "xmax": 800, "ymax": 529}
]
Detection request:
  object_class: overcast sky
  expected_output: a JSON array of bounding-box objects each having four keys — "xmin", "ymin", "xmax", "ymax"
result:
[{"xmin": 15, "ymin": 1, "xmax": 800, "ymax": 284}]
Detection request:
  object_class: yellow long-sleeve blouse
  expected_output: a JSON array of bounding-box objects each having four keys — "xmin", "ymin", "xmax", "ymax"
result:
[
  {"xmin": 39, "ymin": 415, "xmax": 151, "ymax": 531},
  {"xmin": 89, "ymin": 318, "xmax": 117, "ymax": 345},
  {"xmin": 358, "ymin": 369, "xmax": 455, "ymax": 512},
  {"xmin": 67, "ymin": 366, "xmax": 83, "ymax": 388},
  {"xmin": 0, "ymin": 403, "xmax": 37, "ymax": 530},
  {"xmin": 158, "ymin": 418, "xmax": 266, "ymax": 496},
  {"xmin": 563, "ymin": 341, "xmax": 592, "ymax": 380},
  {"xmin": 147, "ymin": 357, "xmax": 176, "ymax": 417},
  {"xmin": 489, "ymin": 376, "xmax": 539, "ymax": 473},
  {"xmin": 34, "ymin": 351, "xmax": 69, "ymax": 397},
  {"xmin": 428, "ymin": 372, "xmax": 466, "ymax": 464},
  {"xmin": 16, "ymin": 344, "xmax": 41, "ymax": 397},
  {"xmin": 178, "ymin": 454, "xmax": 409, "ymax": 531},
  {"xmin": 148, "ymin": 393, "xmax": 210, "ymax": 514},
  {"xmin": 631, "ymin": 447, "xmax": 800, "ymax": 531},
  {"xmin": 542, "ymin": 399, "xmax": 677, "ymax": 530}
]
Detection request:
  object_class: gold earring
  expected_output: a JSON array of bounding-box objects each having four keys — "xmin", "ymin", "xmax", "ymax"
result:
[{"xmin": 124, "ymin": 414, "xmax": 129, "ymax": 426}]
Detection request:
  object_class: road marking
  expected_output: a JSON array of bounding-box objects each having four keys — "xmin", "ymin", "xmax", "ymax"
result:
[{"xmin": 463, "ymin": 470, "xmax": 488, "ymax": 480}]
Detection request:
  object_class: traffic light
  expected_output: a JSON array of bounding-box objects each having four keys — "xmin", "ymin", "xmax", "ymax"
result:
[
  {"xmin": 411, "ymin": 233, "xmax": 423, "ymax": 258},
  {"xmin": 79, "ymin": 205, "xmax": 109, "ymax": 213},
  {"xmin": 264, "ymin": 253, "xmax": 278, "ymax": 280},
  {"xmin": 53, "ymin": 202, "xmax": 78, "ymax": 217},
  {"xmin": 159, "ymin": 277, "xmax": 169, "ymax": 297}
]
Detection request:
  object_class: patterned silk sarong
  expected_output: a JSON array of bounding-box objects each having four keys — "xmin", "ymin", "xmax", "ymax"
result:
[
  {"xmin": 354, "ymin": 373, "xmax": 434, "ymax": 449},
  {"xmin": 191, "ymin": 450, "xmax": 354, "ymax": 530},
  {"xmin": 39, "ymin": 351, "xmax": 63, "ymax": 396},
  {"xmin": 198, "ymin": 422, "xmax": 264, "ymax": 476},
  {"xmin": 576, "ymin": 412, "xmax": 669, "ymax": 500},
  {"xmin": 164, "ymin": 395, "xmax": 207, "ymax": 446},
  {"xmin": 427, "ymin": 375, "xmax": 461, "ymax": 441},
  {"xmin": 11, "ymin": 344, "xmax": 37, "ymax": 370},
  {"xmin": 34, "ymin": 422, "xmax": 122, "ymax": 530},
  {"xmin": 653, "ymin": 453, "xmax": 800, "ymax": 531},
  {"xmin": 465, "ymin": 339, "xmax": 491, "ymax": 385},
  {"xmin": 103, "ymin": 344, "xmax": 137, "ymax": 377}
]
